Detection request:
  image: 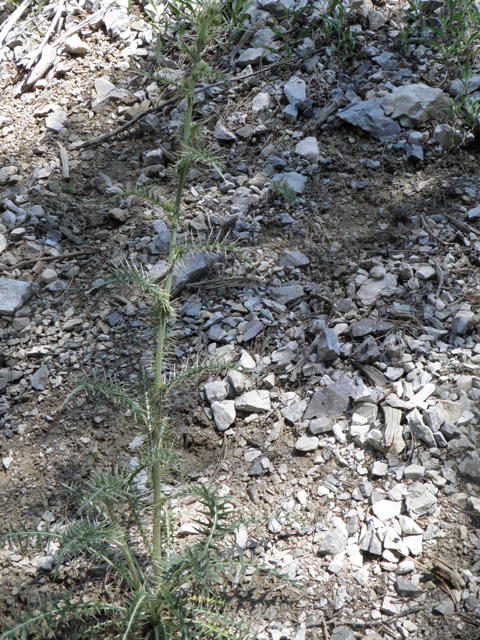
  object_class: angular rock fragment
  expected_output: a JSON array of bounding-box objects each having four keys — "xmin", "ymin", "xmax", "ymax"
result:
[
  {"xmin": 235, "ymin": 390, "xmax": 271, "ymax": 412},
  {"xmin": 318, "ymin": 529, "xmax": 347, "ymax": 556},
  {"xmin": 211, "ymin": 400, "xmax": 236, "ymax": 431},
  {"xmin": 387, "ymin": 83, "xmax": 450, "ymax": 127},
  {"xmin": 0, "ymin": 278, "xmax": 35, "ymax": 316},
  {"xmin": 338, "ymin": 98, "xmax": 401, "ymax": 141},
  {"xmin": 304, "ymin": 376, "xmax": 354, "ymax": 420},
  {"xmin": 317, "ymin": 327, "xmax": 341, "ymax": 361},
  {"xmin": 149, "ymin": 252, "xmax": 217, "ymax": 294}
]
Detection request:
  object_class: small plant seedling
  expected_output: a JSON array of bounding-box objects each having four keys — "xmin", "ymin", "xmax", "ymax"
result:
[{"xmin": 273, "ymin": 180, "xmax": 298, "ymax": 206}]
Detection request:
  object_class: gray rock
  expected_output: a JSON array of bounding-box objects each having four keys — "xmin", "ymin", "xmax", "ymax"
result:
[
  {"xmin": 395, "ymin": 576, "xmax": 421, "ymax": 597},
  {"xmin": 416, "ymin": 264, "xmax": 435, "ymax": 280},
  {"xmin": 145, "ymin": 149, "xmax": 164, "ymax": 166},
  {"xmin": 317, "ymin": 327, "xmax": 341, "ymax": 361},
  {"xmin": 284, "ymin": 75, "xmax": 306, "ymax": 105},
  {"xmin": 451, "ymin": 310, "xmax": 476, "ymax": 335},
  {"xmin": 204, "ymin": 381, "xmax": 228, "ymax": 403},
  {"xmin": 334, "ymin": 585, "xmax": 348, "ymax": 611},
  {"xmin": 270, "ymin": 284, "xmax": 304, "ymax": 305},
  {"xmin": 467, "ymin": 206, "xmax": 480, "ymax": 219},
  {"xmin": 356, "ymin": 273, "xmax": 398, "ymax": 306},
  {"xmin": 281, "ymin": 399, "xmax": 308, "ymax": 424},
  {"xmin": 406, "ymin": 409, "xmax": 436, "ymax": 447},
  {"xmin": 211, "ymin": 400, "xmax": 236, "ymax": 431},
  {"xmin": 149, "ymin": 252, "xmax": 217, "ymax": 294},
  {"xmin": 318, "ymin": 529, "xmax": 348, "ymax": 556},
  {"xmin": 387, "ymin": 83, "xmax": 450, "ymax": 127},
  {"xmin": 449, "ymin": 76, "xmax": 480, "ymax": 96},
  {"xmin": 271, "ymin": 346, "xmax": 296, "ymax": 368},
  {"xmin": 338, "ymin": 98, "xmax": 401, "ymax": 141},
  {"xmin": 0, "ymin": 278, "xmax": 35, "ymax": 316},
  {"xmin": 405, "ymin": 143, "xmax": 423, "ymax": 163},
  {"xmin": 367, "ymin": 8, "xmax": 387, "ymax": 28},
  {"xmin": 214, "ymin": 124, "xmax": 237, "ymax": 142},
  {"xmin": 242, "ymin": 320, "xmax": 264, "ymax": 342},
  {"xmin": 0, "ymin": 166, "xmax": 19, "ymax": 185},
  {"xmin": 95, "ymin": 76, "xmax": 115, "ymax": 96},
  {"xmin": 103, "ymin": 7, "xmax": 129, "ymax": 38},
  {"xmin": 433, "ymin": 599, "xmax": 455, "ymax": 615},
  {"xmin": 371, "ymin": 499, "xmax": 402, "ymax": 521},
  {"xmin": 278, "ymin": 249, "xmax": 309, "ymax": 268},
  {"xmin": 272, "ymin": 172, "xmax": 307, "ymax": 194},
  {"xmin": 295, "ymin": 434, "xmax": 319, "ymax": 452},
  {"xmin": 458, "ymin": 457, "xmax": 480, "ymax": 484},
  {"xmin": 237, "ymin": 48, "xmax": 264, "ymax": 67},
  {"xmin": 64, "ymin": 34, "xmax": 88, "ymax": 55},
  {"xmin": 283, "ymin": 104, "xmax": 298, "ymax": 123},
  {"xmin": 251, "ymin": 92, "xmax": 271, "ymax": 113},
  {"xmin": 467, "ymin": 496, "xmax": 480, "ymax": 525},
  {"xmin": 355, "ymin": 336, "xmax": 381, "ymax": 363},
  {"xmin": 257, "ymin": 0, "xmax": 295, "ymax": 16},
  {"xmin": 350, "ymin": 318, "xmax": 395, "ymax": 337},
  {"xmin": 304, "ymin": 376, "xmax": 354, "ymax": 420},
  {"xmin": 404, "ymin": 464, "xmax": 425, "ymax": 481},
  {"xmin": 370, "ymin": 461, "xmax": 388, "ymax": 478},
  {"xmin": 235, "ymin": 390, "xmax": 271, "ymax": 412},
  {"xmin": 359, "ymin": 523, "xmax": 382, "ymax": 555},
  {"xmin": 405, "ymin": 487, "xmax": 437, "ymax": 518},
  {"xmin": 423, "ymin": 403, "xmax": 445, "ymax": 432},
  {"xmin": 295, "ymin": 137, "xmax": 319, "ymax": 164},
  {"xmin": 29, "ymin": 365, "xmax": 49, "ymax": 390},
  {"xmin": 434, "ymin": 123, "xmax": 463, "ymax": 147},
  {"xmin": 330, "ymin": 626, "xmax": 355, "ymax": 640}
]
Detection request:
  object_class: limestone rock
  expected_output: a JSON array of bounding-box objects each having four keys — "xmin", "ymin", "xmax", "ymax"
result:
[
  {"xmin": 387, "ymin": 83, "xmax": 450, "ymax": 127},
  {"xmin": 338, "ymin": 98, "xmax": 401, "ymax": 141},
  {"xmin": 0, "ymin": 278, "xmax": 35, "ymax": 316}
]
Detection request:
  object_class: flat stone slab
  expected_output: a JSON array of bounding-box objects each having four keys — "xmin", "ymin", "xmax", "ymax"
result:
[
  {"xmin": 235, "ymin": 390, "xmax": 271, "ymax": 412},
  {"xmin": 304, "ymin": 376, "xmax": 354, "ymax": 420},
  {"xmin": 149, "ymin": 251, "xmax": 217, "ymax": 294},
  {"xmin": 356, "ymin": 273, "xmax": 398, "ymax": 306},
  {"xmin": 0, "ymin": 277, "xmax": 35, "ymax": 316},
  {"xmin": 338, "ymin": 98, "xmax": 401, "ymax": 141}
]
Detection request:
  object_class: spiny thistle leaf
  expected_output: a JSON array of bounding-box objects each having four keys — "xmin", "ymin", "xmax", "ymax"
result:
[
  {"xmin": 88, "ymin": 263, "xmax": 173, "ymax": 316},
  {"xmin": 0, "ymin": 593, "xmax": 123, "ymax": 640},
  {"xmin": 158, "ymin": 357, "xmax": 247, "ymax": 397},
  {"xmin": 120, "ymin": 588, "xmax": 151, "ymax": 640},
  {"xmin": 177, "ymin": 145, "xmax": 224, "ymax": 177},
  {"xmin": 63, "ymin": 375, "xmax": 148, "ymax": 422},
  {"xmin": 54, "ymin": 519, "xmax": 116, "ymax": 570},
  {"xmin": 114, "ymin": 187, "xmax": 174, "ymax": 212}
]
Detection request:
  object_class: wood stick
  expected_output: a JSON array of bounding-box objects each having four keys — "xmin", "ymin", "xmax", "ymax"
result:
[
  {"xmin": 0, "ymin": 0, "xmax": 34, "ymax": 46},
  {"xmin": 58, "ymin": 142, "xmax": 70, "ymax": 181},
  {"xmin": 0, "ymin": 250, "xmax": 96, "ymax": 272},
  {"xmin": 21, "ymin": 0, "xmax": 65, "ymax": 71}
]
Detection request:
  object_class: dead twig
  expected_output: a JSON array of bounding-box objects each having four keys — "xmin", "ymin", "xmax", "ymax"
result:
[
  {"xmin": 0, "ymin": 250, "xmax": 96, "ymax": 272},
  {"xmin": 419, "ymin": 212, "xmax": 449, "ymax": 247},
  {"xmin": 0, "ymin": 0, "xmax": 34, "ymax": 46},
  {"xmin": 20, "ymin": 0, "xmax": 65, "ymax": 72},
  {"xmin": 58, "ymin": 142, "xmax": 69, "ymax": 181}
]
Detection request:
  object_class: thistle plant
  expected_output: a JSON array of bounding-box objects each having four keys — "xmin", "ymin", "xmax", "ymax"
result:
[{"xmin": 0, "ymin": 1, "xmax": 276, "ymax": 638}]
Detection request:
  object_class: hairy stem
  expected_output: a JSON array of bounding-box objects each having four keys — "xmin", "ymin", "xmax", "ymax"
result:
[{"xmin": 152, "ymin": 32, "xmax": 204, "ymax": 591}]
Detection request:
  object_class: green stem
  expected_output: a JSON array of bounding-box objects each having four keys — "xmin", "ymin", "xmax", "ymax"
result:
[
  {"xmin": 105, "ymin": 499, "xmax": 141, "ymax": 592},
  {"xmin": 152, "ymin": 36, "xmax": 204, "ymax": 592}
]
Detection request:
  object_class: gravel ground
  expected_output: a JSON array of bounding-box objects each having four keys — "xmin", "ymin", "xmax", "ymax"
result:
[{"xmin": 1, "ymin": 0, "xmax": 480, "ymax": 637}]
